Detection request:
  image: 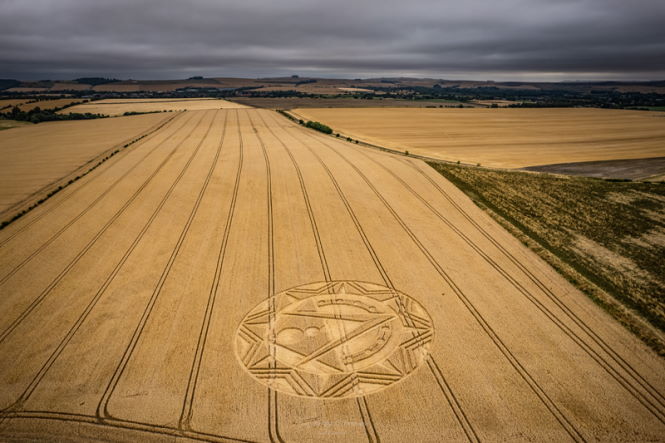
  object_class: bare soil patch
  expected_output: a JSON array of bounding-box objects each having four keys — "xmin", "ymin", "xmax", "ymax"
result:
[{"xmin": 524, "ymin": 156, "xmax": 665, "ymax": 181}]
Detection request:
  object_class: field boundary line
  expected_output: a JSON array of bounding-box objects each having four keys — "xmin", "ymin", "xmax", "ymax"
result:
[
  {"xmin": 0, "ymin": 112, "xmax": 178, "ymax": 228},
  {"xmin": 0, "ymin": 111, "xmax": 207, "ymax": 346},
  {"xmin": 0, "ymin": 112, "xmax": 192, "ymax": 284},
  {"xmin": 283, "ymin": 110, "xmax": 477, "ymax": 167},
  {"xmin": 0, "ymin": 112, "xmax": 183, "ymax": 244},
  {"xmin": 276, "ymin": 108, "xmax": 665, "ymax": 356},
  {"xmin": 403, "ymin": 159, "xmax": 665, "ymax": 410},
  {"xmin": 0, "ymin": 111, "xmax": 174, "ymax": 219}
]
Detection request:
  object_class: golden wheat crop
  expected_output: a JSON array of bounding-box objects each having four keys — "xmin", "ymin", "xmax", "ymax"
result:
[
  {"xmin": 293, "ymin": 107, "xmax": 665, "ymax": 168},
  {"xmin": 0, "ymin": 108, "xmax": 662, "ymax": 441}
]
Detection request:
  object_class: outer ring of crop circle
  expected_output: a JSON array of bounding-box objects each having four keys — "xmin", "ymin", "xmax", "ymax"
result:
[{"xmin": 233, "ymin": 280, "xmax": 434, "ymax": 400}]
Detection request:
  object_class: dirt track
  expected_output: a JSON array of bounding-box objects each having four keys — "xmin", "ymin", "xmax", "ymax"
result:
[{"xmin": 0, "ymin": 109, "xmax": 663, "ymax": 442}]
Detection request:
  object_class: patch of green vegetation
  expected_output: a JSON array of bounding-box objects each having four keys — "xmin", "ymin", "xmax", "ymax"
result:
[
  {"xmin": 305, "ymin": 120, "xmax": 333, "ymax": 134},
  {"xmin": 428, "ymin": 162, "xmax": 665, "ymax": 355},
  {"xmin": 0, "ymin": 120, "xmax": 31, "ymax": 130},
  {"xmin": 630, "ymin": 106, "xmax": 665, "ymax": 112},
  {"xmin": 1, "ymin": 104, "xmax": 107, "ymax": 123},
  {"xmin": 400, "ymin": 98, "xmax": 462, "ymax": 104},
  {"xmin": 122, "ymin": 110, "xmax": 166, "ymax": 116},
  {"xmin": 276, "ymin": 109, "xmax": 297, "ymax": 121}
]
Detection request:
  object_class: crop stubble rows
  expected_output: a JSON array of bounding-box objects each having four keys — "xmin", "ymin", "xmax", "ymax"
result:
[{"xmin": 0, "ymin": 109, "xmax": 663, "ymax": 442}]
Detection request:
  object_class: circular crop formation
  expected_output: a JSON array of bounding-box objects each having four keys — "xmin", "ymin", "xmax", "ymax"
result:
[{"xmin": 234, "ymin": 280, "xmax": 433, "ymax": 399}]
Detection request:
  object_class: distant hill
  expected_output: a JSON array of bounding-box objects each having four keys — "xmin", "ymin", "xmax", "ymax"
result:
[
  {"xmin": 0, "ymin": 79, "xmax": 20, "ymax": 90},
  {"xmin": 2, "ymin": 76, "xmax": 665, "ymax": 94}
]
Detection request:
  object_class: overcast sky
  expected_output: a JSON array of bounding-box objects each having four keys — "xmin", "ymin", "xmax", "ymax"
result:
[{"xmin": 1, "ymin": 0, "xmax": 664, "ymax": 81}]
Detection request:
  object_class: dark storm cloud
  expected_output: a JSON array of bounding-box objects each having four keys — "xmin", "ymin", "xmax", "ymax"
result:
[{"xmin": 1, "ymin": 0, "xmax": 664, "ymax": 81}]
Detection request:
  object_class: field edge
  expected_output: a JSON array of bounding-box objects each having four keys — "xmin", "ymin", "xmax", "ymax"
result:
[
  {"xmin": 427, "ymin": 161, "xmax": 665, "ymax": 357},
  {"xmin": 0, "ymin": 112, "xmax": 179, "ymax": 230}
]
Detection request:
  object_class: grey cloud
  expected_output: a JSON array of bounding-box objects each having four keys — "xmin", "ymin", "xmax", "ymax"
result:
[{"xmin": 1, "ymin": 0, "xmax": 663, "ymax": 81}]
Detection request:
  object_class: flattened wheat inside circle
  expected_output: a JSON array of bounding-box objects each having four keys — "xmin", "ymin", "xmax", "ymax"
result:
[{"xmin": 234, "ymin": 281, "xmax": 433, "ymax": 399}]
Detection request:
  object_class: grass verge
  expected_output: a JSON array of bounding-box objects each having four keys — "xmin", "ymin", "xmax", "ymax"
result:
[{"xmin": 428, "ymin": 162, "xmax": 665, "ymax": 356}]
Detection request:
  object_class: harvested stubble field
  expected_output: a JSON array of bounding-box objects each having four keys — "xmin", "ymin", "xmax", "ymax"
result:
[
  {"xmin": 228, "ymin": 97, "xmax": 466, "ymax": 109},
  {"xmin": 292, "ymin": 107, "xmax": 665, "ymax": 168},
  {"xmin": 0, "ymin": 112, "xmax": 171, "ymax": 218},
  {"xmin": 0, "ymin": 108, "xmax": 663, "ymax": 442},
  {"xmin": 63, "ymin": 98, "xmax": 248, "ymax": 116}
]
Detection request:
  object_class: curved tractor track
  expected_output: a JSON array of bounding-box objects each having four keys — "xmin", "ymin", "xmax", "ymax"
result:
[{"xmin": 0, "ymin": 108, "xmax": 663, "ymax": 442}]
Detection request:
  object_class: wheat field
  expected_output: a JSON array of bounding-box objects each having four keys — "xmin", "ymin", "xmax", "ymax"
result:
[
  {"xmin": 0, "ymin": 112, "xmax": 170, "ymax": 217},
  {"xmin": 0, "ymin": 109, "xmax": 663, "ymax": 441},
  {"xmin": 63, "ymin": 98, "xmax": 248, "ymax": 116},
  {"xmin": 292, "ymin": 108, "xmax": 665, "ymax": 168}
]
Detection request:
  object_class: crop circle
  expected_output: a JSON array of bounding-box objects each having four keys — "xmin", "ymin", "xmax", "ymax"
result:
[{"xmin": 234, "ymin": 280, "xmax": 433, "ymax": 399}]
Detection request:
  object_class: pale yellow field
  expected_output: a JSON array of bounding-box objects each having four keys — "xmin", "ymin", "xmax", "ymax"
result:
[
  {"xmin": 338, "ymin": 87, "xmax": 374, "ymax": 93},
  {"xmin": 4, "ymin": 87, "xmax": 50, "ymax": 93},
  {"xmin": 18, "ymin": 99, "xmax": 85, "ymax": 112},
  {"xmin": 63, "ymin": 98, "xmax": 247, "ymax": 116},
  {"xmin": 292, "ymin": 107, "xmax": 665, "ymax": 168},
  {"xmin": 0, "ymin": 112, "xmax": 171, "ymax": 217},
  {"xmin": 0, "ymin": 109, "xmax": 663, "ymax": 442}
]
